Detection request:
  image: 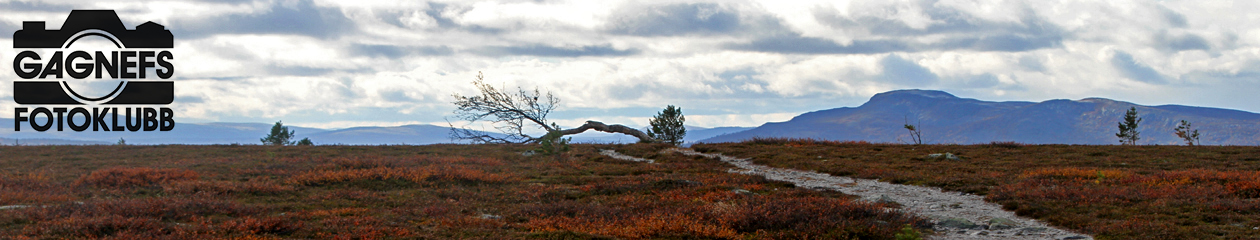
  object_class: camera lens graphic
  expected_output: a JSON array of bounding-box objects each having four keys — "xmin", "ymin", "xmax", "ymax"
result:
[{"xmin": 59, "ymin": 30, "xmax": 129, "ymax": 104}]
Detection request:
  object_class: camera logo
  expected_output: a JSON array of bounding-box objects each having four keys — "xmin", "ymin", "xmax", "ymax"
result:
[
  {"xmin": 12, "ymin": 10, "xmax": 175, "ymax": 132},
  {"xmin": 13, "ymin": 10, "xmax": 173, "ymax": 104}
]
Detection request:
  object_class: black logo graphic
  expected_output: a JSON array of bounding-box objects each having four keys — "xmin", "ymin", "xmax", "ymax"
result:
[
  {"xmin": 12, "ymin": 10, "xmax": 173, "ymax": 105},
  {"xmin": 12, "ymin": 10, "xmax": 175, "ymax": 132}
]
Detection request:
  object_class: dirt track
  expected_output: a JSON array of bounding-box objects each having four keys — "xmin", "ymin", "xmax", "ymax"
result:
[{"xmin": 601, "ymin": 148, "xmax": 1094, "ymax": 240}]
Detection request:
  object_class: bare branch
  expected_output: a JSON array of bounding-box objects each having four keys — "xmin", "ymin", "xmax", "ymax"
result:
[
  {"xmin": 449, "ymin": 72, "xmax": 658, "ymax": 144},
  {"xmin": 559, "ymin": 121, "xmax": 656, "ymax": 143},
  {"xmin": 450, "ymin": 72, "xmax": 559, "ymax": 143}
]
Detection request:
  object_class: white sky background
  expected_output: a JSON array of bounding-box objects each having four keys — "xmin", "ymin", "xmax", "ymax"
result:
[{"xmin": 2, "ymin": 0, "xmax": 1258, "ymax": 130}]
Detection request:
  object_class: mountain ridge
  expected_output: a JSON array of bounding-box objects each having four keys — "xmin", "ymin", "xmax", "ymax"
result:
[
  {"xmin": 700, "ymin": 89, "xmax": 1260, "ymax": 145},
  {"xmin": 0, "ymin": 120, "xmax": 750, "ymax": 145}
]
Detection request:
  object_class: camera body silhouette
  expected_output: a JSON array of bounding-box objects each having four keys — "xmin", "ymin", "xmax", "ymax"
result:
[{"xmin": 12, "ymin": 10, "xmax": 173, "ymax": 105}]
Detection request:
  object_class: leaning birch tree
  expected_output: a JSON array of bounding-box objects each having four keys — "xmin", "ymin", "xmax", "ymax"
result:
[{"xmin": 449, "ymin": 72, "xmax": 656, "ymax": 144}]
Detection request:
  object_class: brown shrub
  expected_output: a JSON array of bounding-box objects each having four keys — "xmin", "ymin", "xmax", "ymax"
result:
[
  {"xmin": 287, "ymin": 165, "xmax": 515, "ymax": 186},
  {"xmin": 162, "ymin": 179, "xmax": 294, "ymax": 196},
  {"xmin": 222, "ymin": 216, "xmax": 303, "ymax": 235},
  {"xmin": 0, "ymin": 171, "xmax": 73, "ymax": 205},
  {"xmin": 20, "ymin": 198, "xmax": 256, "ymax": 222},
  {"xmin": 75, "ymin": 167, "xmax": 199, "ymax": 188}
]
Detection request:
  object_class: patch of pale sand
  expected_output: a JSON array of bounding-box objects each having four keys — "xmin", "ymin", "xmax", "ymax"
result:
[
  {"xmin": 598, "ymin": 149, "xmax": 655, "ymax": 163},
  {"xmin": 663, "ymin": 148, "xmax": 1094, "ymax": 240}
]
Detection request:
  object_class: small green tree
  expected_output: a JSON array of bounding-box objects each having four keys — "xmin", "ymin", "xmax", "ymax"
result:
[
  {"xmin": 1174, "ymin": 120, "xmax": 1200, "ymax": 146},
  {"xmin": 296, "ymin": 137, "xmax": 314, "ymax": 146},
  {"xmin": 537, "ymin": 123, "xmax": 571, "ymax": 155},
  {"xmin": 647, "ymin": 105, "xmax": 686, "ymax": 145},
  {"xmin": 261, "ymin": 121, "xmax": 296, "ymax": 146},
  {"xmin": 1116, "ymin": 107, "xmax": 1142, "ymax": 145}
]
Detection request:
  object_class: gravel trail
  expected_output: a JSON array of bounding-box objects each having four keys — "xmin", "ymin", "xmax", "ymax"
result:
[{"xmin": 660, "ymin": 148, "xmax": 1094, "ymax": 240}]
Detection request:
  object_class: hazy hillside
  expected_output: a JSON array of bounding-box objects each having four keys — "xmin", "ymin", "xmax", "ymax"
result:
[
  {"xmin": 304, "ymin": 124, "xmax": 470, "ymax": 145},
  {"xmin": 0, "ymin": 120, "xmax": 328, "ymax": 145},
  {"xmin": 566, "ymin": 126, "xmax": 753, "ymax": 144},
  {"xmin": 0, "ymin": 120, "xmax": 484, "ymax": 145},
  {"xmin": 0, "ymin": 137, "xmax": 110, "ymax": 146},
  {"xmin": 701, "ymin": 90, "xmax": 1260, "ymax": 145},
  {"xmin": 0, "ymin": 119, "xmax": 749, "ymax": 145}
]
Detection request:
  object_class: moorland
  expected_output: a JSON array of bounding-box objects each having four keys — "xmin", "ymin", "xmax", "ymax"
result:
[{"xmin": 0, "ymin": 141, "xmax": 1257, "ymax": 239}]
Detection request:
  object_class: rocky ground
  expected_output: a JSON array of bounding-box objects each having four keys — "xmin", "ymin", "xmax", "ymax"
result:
[{"xmin": 602, "ymin": 148, "xmax": 1094, "ymax": 240}]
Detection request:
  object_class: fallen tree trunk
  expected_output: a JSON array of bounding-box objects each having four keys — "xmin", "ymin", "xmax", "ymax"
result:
[{"xmin": 558, "ymin": 120, "xmax": 657, "ymax": 143}]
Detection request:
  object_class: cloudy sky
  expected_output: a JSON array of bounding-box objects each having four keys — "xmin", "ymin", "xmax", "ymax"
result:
[{"xmin": 2, "ymin": 0, "xmax": 1258, "ymax": 130}]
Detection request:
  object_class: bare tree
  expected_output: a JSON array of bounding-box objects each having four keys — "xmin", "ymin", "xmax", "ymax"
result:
[
  {"xmin": 902, "ymin": 116, "xmax": 923, "ymax": 145},
  {"xmin": 449, "ymin": 72, "xmax": 656, "ymax": 144}
]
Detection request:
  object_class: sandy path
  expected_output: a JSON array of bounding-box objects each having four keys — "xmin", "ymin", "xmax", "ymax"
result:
[{"xmin": 602, "ymin": 148, "xmax": 1094, "ymax": 240}]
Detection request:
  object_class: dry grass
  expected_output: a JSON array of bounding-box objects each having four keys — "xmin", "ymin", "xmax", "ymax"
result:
[
  {"xmin": 0, "ymin": 144, "xmax": 925, "ymax": 239},
  {"xmin": 695, "ymin": 138, "xmax": 1260, "ymax": 239}
]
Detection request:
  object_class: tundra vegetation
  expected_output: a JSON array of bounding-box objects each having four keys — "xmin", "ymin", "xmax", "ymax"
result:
[
  {"xmin": 697, "ymin": 138, "xmax": 1260, "ymax": 239},
  {"xmin": 3, "ymin": 141, "xmax": 1256, "ymax": 239},
  {"xmin": 0, "ymin": 144, "xmax": 928, "ymax": 239}
]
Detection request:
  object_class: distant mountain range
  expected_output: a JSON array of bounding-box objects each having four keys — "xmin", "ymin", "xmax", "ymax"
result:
[
  {"xmin": 7, "ymin": 89, "xmax": 1254, "ymax": 145},
  {"xmin": 699, "ymin": 90, "xmax": 1260, "ymax": 145},
  {"xmin": 0, "ymin": 120, "xmax": 467, "ymax": 145},
  {"xmin": 566, "ymin": 126, "xmax": 754, "ymax": 144},
  {"xmin": 0, "ymin": 119, "xmax": 750, "ymax": 146}
]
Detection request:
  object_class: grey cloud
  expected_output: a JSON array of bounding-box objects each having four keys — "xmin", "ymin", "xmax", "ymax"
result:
[
  {"xmin": 603, "ymin": 80, "xmax": 658, "ymax": 100},
  {"xmin": 1017, "ymin": 55, "xmax": 1046, "ymax": 72},
  {"xmin": 0, "ymin": 1, "xmax": 74, "ymax": 12},
  {"xmin": 0, "ymin": 2, "xmax": 74, "ymax": 39},
  {"xmin": 171, "ymin": 0, "xmax": 355, "ymax": 39},
  {"xmin": 1178, "ymin": 61, "xmax": 1260, "ymax": 83},
  {"xmin": 606, "ymin": 3, "xmax": 786, "ymax": 37},
  {"xmin": 1155, "ymin": 32, "xmax": 1210, "ymax": 52},
  {"xmin": 348, "ymin": 44, "xmax": 453, "ymax": 58},
  {"xmin": 953, "ymin": 73, "xmax": 1000, "ymax": 88},
  {"xmin": 728, "ymin": 32, "xmax": 1058, "ymax": 54},
  {"xmin": 727, "ymin": 35, "xmax": 909, "ymax": 54},
  {"xmin": 1160, "ymin": 6, "xmax": 1188, "ymax": 28},
  {"xmin": 809, "ymin": 2, "xmax": 1065, "ymax": 53},
  {"xmin": 0, "ymin": 21, "xmax": 17, "ymax": 39},
  {"xmin": 419, "ymin": 3, "xmax": 502, "ymax": 34},
  {"xmin": 879, "ymin": 54, "xmax": 938, "ymax": 85},
  {"xmin": 1111, "ymin": 51, "xmax": 1167, "ymax": 84},
  {"xmin": 266, "ymin": 65, "xmax": 339, "ymax": 77},
  {"xmin": 473, "ymin": 44, "xmax": 639, "ymax": 57},
  {"xmin": 379, "ymin": 89, "xmax": 416, "ymax": 102},
  {"xmin": 318, "ymin": 78, "xmax": 363, "ymax": 99},
  {"xmin": 371, "ymin": 3, "xmax": 500, "ymax": 34},
  {"xmin": 175, "ymin": 95, "xmax": 206, "ymax": 103},
  {"xmin": 710, "ymin": 68, "xmax": 779, "ymax": 98},
  {"xmin": 718, "ymin": 68, "xmax": 758, "ymax": 81},
  {"xmin": 1180, "ymin": 70, "xmax": 1260, "ymax": 82},
  {"xmin": 815, "ymin": 3, "xmax": 1061, "ymax": 38},
  {"xmin": 928, "ymin": 34, "xmax": 1061, "ymax": 52}
]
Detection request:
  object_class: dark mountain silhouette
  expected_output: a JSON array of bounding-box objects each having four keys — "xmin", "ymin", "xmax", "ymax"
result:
[{"xmin": 700, "ymin": 90, "xmax": 1260, "ymax": 145}]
